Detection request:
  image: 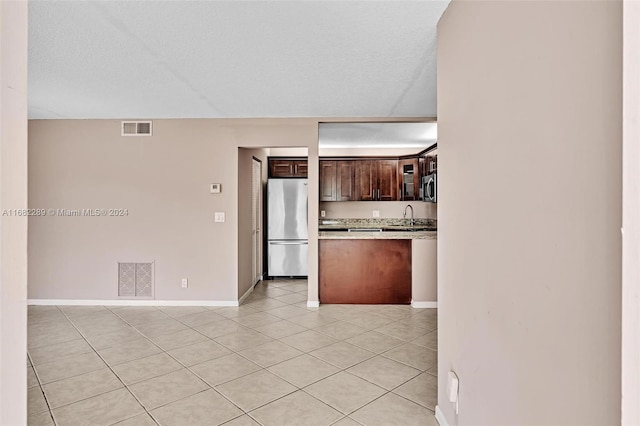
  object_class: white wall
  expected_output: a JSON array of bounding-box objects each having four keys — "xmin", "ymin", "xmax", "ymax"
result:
[
  {"xmin": 622, "ymin": 1, "xmax": 640, "ymax": 424},
  {"xmin": 0, "ymin": 1, "xmax": 28, "ymax": 424},
  {"xmin": 437, "ymin": 1, "xmax": 622, "ymax": 425}
]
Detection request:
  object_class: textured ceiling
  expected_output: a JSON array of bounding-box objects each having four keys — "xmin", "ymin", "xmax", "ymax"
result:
[
  {"xmin": 319, "ymin": 122, "xmax": 437, "ymax": 149},
  {"xmin": 29, "ymin": 1, "xmax": 449, "ymax": 119}
]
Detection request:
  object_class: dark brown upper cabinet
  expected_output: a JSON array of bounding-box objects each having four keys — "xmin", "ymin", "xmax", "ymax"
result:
[
  {"xmin": 398, "ymin": 158, "xmax": 420, "ymax": 201},
  {"xmin": 319, "ymin": 160, "xmax": 355, "ymax": 201},
  {"xmin": 355, "ymin": 159, "xmax": 398, "ymax": 201},
  {"xmin": 268, "ymin": 158, "xmax": 308, "ymax": 178}
]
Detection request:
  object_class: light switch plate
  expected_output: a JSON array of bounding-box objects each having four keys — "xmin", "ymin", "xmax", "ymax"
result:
[
  {"xmin": 210, "ymin": 183, "xmax": 221, "ymax": 193},
  {"xmin": 372, "ymin": 210, "xmax": 380, "ymax": 218},
  {"xmin": 215, "ymin": 212, "xmax": 225, "ymax": 222},
  {"xmin": 320, "ymin": 210, "xmax": 326, "ymax": 218},
  {"xmin": 181, "ymin": 278, "xmax": 188, "ymax": 288}
]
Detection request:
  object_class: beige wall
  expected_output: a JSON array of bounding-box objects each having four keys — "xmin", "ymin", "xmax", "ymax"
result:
[
  {"xmin": 437, "ymin": 1, "xmax": 622, "ymax": 425},
  {"xmin": 622, "ymin": 2, "xmax": 640, "ymax": 424},
  {"xmin": 28, "ymin": 119, "xmax": 318, "ymax": 302},
  {"xmin": 0, "ymin": 0, "xmax": 28, "ymax": 423},
  {"xmin": 320, "ymin": 201, "xmax": 436, "ymax": 220},
  {"xmin": 412, "ymin": 239, "xmax": 437, "ymax": 303}
]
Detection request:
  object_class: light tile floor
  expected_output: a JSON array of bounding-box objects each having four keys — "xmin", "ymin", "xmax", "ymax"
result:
[{"xmin": 27, "ymin": 279, "xmax": 438, "ymax": 426}]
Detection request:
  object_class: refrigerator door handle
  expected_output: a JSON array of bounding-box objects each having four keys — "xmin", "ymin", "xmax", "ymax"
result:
[{"xmin": 269, "ymin": 241, "xmax": 309, "ymax": 245}]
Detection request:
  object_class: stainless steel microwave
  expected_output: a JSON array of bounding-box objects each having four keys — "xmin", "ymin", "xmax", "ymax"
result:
[{"xmin": 422, "ymin": 173, "xmax": 437, "ymax": 203}]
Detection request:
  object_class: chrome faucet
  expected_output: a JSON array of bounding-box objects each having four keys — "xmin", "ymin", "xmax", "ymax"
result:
[{"xmin": 403, "ymin": 204, "xmax": 415, "ymax": 226}]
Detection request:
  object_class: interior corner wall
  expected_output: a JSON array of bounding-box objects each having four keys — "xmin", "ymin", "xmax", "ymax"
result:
[
  {"xmin": 237, "ymin": 147, "xmax": 268, "ymax": 299},
  {"xmin": 28, "ymin": 119, "xmax": 318, "ymax": 302},
  {"xmin": 437, "ymin": 1, "xmax": 622, "ymax": 425},
  {"xmin": 0, "ymin": 1, "xmax": 28, "ymax": 424}
]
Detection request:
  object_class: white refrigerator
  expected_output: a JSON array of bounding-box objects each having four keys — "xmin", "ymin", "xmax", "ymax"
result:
[{"xmin": 267, "ymin": 178, "xmax": 308, "ymax": 277}]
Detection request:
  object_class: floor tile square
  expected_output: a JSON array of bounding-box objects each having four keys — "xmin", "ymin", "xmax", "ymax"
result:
[
  {"xmin": 304, "ymin": 372, "xmax": 386, "ymax": 415},
  {"xmin": 28, "ymin": 410, "xmax": 55, "ymax": 426},
  {"xmin": 344, "ymin": 313, "xmax": 396, "ymax": 330},
  {"xmin": 194, "ymin": 319, "xmax": 248, "ymax": 339},
  {"xmin": 253, "ymin": 319, "xmax": 307, "ymax": 339},
  {"xmin": 51, "ymin": 388, "xmax": 144, "ymax": 426},
  {"xmin": 267, "ymin": 354, "xmax": 339, "ymax": 388},
  {"xmin": 35, "ymin": 351, "xmax": 106, "ymax": 384},
  {"xmin": 232, "ymin": 312, "xmax": 282, "ymax": 328},
  {"xmin": 133, "ymin": 317, "xmax": 189, "ymax": 338},
  {"xmin": 309, "ymin": 342, "xmax": 375, "ymax": 369},
  {"xmin": 238, "ymin": 340, "xmax": 303, "ymax": 367},
  {"xmin": 190, "ymin": 353, "xmax": 261, "ymax": 386},
  {"xmin": 115, "ymin": 310, "xmax": 168, "ymax": 326},
  {"xmin": 28, "ymin": 338, "xmax": 93, "ymax": 366},
  {"xmin": 411, "ymin": 330, "xmax": 437, "ymax": 350},
  {"xmin": 292, "ymin": 312, "xmax": 339, "ymax": 329},
  {"xmin": 167, "ymin": 339, "xmax": 232, "ymax": 366},
  {"xmin": 112, "ymin": 353, "xmax": 182, "ymax": 385},
  {"xmin": 215, "ymin": 306, "xmax": 259, "ymax": 318},
  {"xmin": 279, "ymin": 330, "xmax": 337, "ymax": 352},
  {"xmin": 374, "ymin": 322, "xmax": 429, "ymax": 342},
  {"xmin": 42, "ymin": 367, "xmax": 123, "ymax": 409},
  {"xmin": 150, "ymin": 389, "xmax": 242, "ymax": 426},
  {"xmin": 346, "ymin": 355, "xmax": 421, "ymax": 390},
  {"xmin": 274, "ymin": 293, "xmax": 308, "ymax": 304},
  {"xmin": 263, "ymin": 305, "xmax": 309, "ymax": 320},
  {"xmin": 382, "ymin": 343, "xmax": 437, "ymax": 371},
  {"xmin": 84, "ymin": 327, "xmax": 143, "ymax": 351},
  {"xmin": 216, "ymin": 370, "xmax": 296, "ymax": 412},
  {"xmin": 345, "ymin": 331, "xmax": 406, "ymax": 354},
  {"xmin": 98, "ymin": 337, "xmax": 161, "ymax": 365},
  {"xmin": 249, "ymin": 390, "xmax": 342, "ymax": 426},
  {"xmin": 223, "ymin": 415, "xmax": 261, "ymax": 425},
  {"xmin": 28, "ymin": 387, "xmax": 49, "ymax": 416},
  {"xmin": 392, "ymin": 372, "xmax": 437, "ymax": 409},
  {"xmin": 214, "ymin": 329, "xmax": 273, "ymax": 351},
  {"xmin": 350, "ymin": 392, "xmax": 437, "ymax": 426},
  {"xmin": 243, "ymin": 298, "xmax": 288, "ymax": 311},
  {"xmin": 177, "ymin": 310, "xmax": 226, "ymax": 327},
  {"xmin": 150, "ymin": 328, "xmax": 208, "ymax": 351},
  {"xmin": 315, "ymin": 321, "xmax": 368, "ymax": 340},
  {"xmin": 330, "ymin": 417, "xmax": 361, "ymax": 426},
  {"xmin": 129, "ymin": 368, "xmax": 209, "ymax": 410},
  {"xmin": 28, "ymin": 366, "xmax": 39, "ymax": 388},
  {"xmin": 112, "ymin": 413, "xmax": 157, "ymax": 426}
]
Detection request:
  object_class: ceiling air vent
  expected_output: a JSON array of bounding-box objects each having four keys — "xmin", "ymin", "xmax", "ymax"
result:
[{"xmin": 121, "ymin": 121, "xmax": 152, "ymax": 136}]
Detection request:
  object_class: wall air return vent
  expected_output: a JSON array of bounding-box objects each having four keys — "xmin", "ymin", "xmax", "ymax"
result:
[
  {"xmin": 121, "ymin": 121, "xmax": 152, "ymax": 136},
  {"xmin": 118, "ymin": 262, "xmax": 154, "ymax": 298}
]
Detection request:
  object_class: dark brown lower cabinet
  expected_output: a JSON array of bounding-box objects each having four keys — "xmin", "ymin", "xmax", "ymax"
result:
[{"xmin": 319, "ymin": 239, "xmax": 411, "ymax": 304}]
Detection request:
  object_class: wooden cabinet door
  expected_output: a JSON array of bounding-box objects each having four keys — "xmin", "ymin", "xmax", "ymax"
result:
[
  {"xmin": 336, "ymin": 161, "xmax": 355, "ymax": 201},
  {"xmin": 398, "ymin": 158, "xmax": 419, "ymax": 201},
  {"xmin": 355, "ymin": 160, "xmax": 376, "ymax": 201},
  {"xmin": 377, "ymin": 160, "xmax": 398, "ymax": 201},
  {"xmin": 294, "ymin": 160, "xmax": 308, "ymax": 177},
  {"xmin": 269, "ymin": 160, "xmax": 294, "ymax": 177},
  {"xmin": 319, "ymin": 161, "xmax": 337, "ymax": 201}
]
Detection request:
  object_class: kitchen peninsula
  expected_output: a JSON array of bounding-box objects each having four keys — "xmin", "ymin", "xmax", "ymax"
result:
[{"xmin": 318, "ymin": 219, "xmax": 437, "ymax": 306}]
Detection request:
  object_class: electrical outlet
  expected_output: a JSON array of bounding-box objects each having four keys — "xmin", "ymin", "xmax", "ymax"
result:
[
  {"xmin": 214, "ymin": 212, "xmax": 225, "ymax": 222},
  {"xmin": 181, "ymin": 278, "xmax": 188, "ymax": 288},
  {"xmin": 372, "ymin": 210, "xmax": 380, "ymax": 218},
  {"xmin": 320, "ymin": 210, "xmax": 326, "ymax": 218}
]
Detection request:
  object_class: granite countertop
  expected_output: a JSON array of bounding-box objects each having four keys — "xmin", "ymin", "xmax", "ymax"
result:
[
  {"xmin": 319, "ymin": 230, "xmax": 437, "ymax": 240},
  {"xmin": 318, "ymin": 218, "xmax": 437, "ymax": 240}
]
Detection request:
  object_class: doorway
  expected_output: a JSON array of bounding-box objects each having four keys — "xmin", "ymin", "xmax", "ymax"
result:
[{"xmin": 252, "ymin": 157, "xmax": 263, "ymax": 284}]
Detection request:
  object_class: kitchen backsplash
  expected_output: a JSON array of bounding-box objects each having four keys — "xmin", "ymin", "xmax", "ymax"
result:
[{"xmin": 319, "ymin": 201, "xmax": 437, "ymax": 220}]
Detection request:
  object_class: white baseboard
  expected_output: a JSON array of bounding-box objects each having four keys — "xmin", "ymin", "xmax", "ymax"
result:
[
  {"xmin": 435, "ymin": 406, "xmax": 449, "ymax": 426},
  {"xmin": 411, "ymin": 301, "xmax": 438, "ymax": 308},
  {"xmin": 238, "ymin": 283, "xmax": 255, "ymax": 305},
  {"xmin": 307, "ymin": 300, "xmax": 320, "ymax": 308},
  {"xmin": 28, "ymin": 299, "xmax": 240, "ymax": 307}
]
